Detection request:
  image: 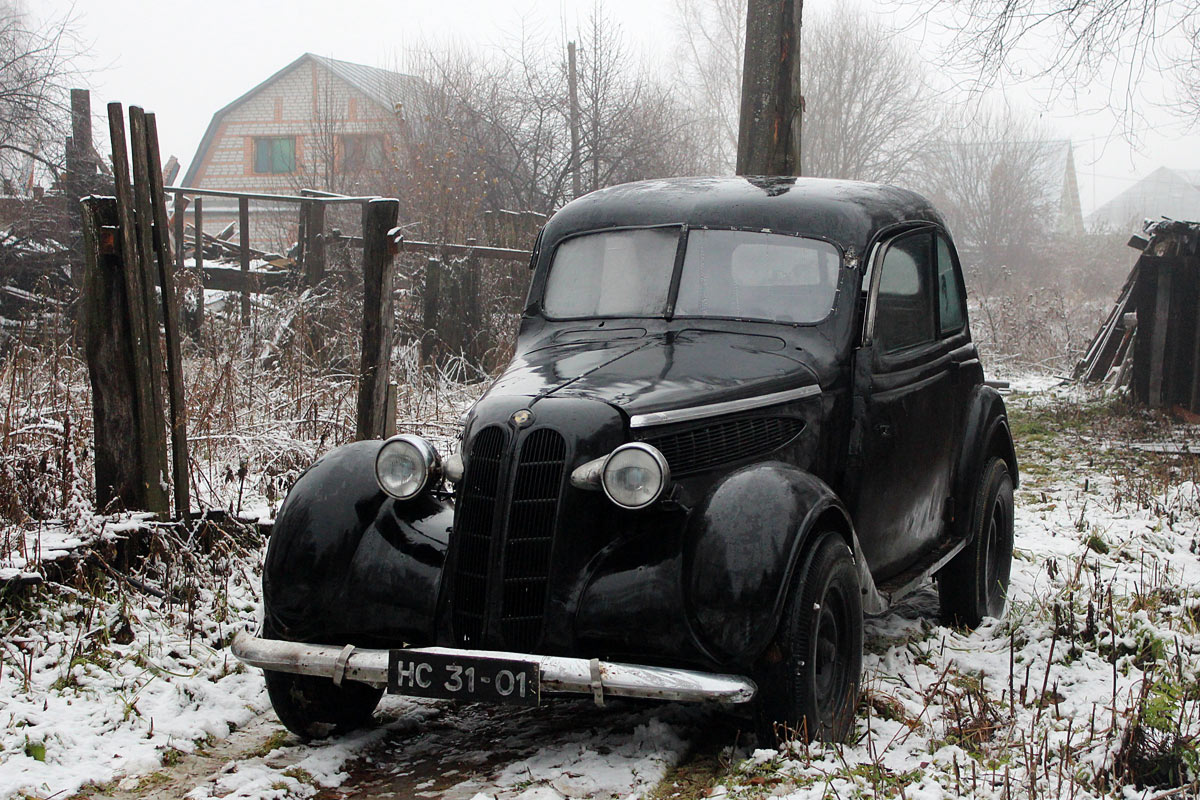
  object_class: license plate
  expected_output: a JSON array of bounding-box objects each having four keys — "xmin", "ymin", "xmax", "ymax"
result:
[{"xmin": 387, "ymin": 650, "xmax": 541, "ymax": 706}]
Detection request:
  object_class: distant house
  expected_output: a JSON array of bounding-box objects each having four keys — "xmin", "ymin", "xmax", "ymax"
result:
[
  {"xmin": 182, "ymin": 53, "xmax": 421, "ymax": 251},
  {"xmin": 1086, "ymin": 167, "xmax": 1200, "ymax": 233}
]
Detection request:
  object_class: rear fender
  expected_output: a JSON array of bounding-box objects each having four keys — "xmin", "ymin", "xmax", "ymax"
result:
[
  {"xmin": 682, "ymin": 462, "xmax": 882, "ymax": 667},
  {"xmin": 952, "ymin": 386, "xmax": 1019, "ymax": 542},
  {"xmin": 263, "ymin": 440, "xmax": 452, "ymax": 646}
]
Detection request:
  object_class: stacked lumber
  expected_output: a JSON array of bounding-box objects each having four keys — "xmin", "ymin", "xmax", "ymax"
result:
[{"xmin": 1075, "ymin": 219, "xmax": 1200, "ymax": 411}]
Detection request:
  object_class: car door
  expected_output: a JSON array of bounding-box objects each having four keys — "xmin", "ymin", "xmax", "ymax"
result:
[{"xmin": 845, "ymin": 227, "xmax": 963, "ymax": 582}]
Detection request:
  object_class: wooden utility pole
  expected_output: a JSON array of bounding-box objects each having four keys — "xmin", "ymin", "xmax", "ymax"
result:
[
  {"xmin": 736, "ymin": 0, "xmax": 803, "ymax": 176},
  {"xmin": 568, "ymin": 41, "xmax": 582, "ymax": 199}
]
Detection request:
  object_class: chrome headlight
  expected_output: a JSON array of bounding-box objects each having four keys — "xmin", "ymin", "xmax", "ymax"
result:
[
  {"xmin": 375, "ymin": 435, "xmax": 439, "ymax": 500},
  {"xmin": 601, "ymin": 443, "xmax": 670, "ymax": 509}
]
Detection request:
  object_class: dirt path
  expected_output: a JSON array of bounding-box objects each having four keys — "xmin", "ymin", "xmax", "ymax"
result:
[{"xmin": 70, "ymin": 694, "xmax": 745, "ymax": 800}]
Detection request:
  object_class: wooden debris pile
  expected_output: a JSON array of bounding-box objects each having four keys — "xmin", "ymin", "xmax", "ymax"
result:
[{"xmin": 1075, "ymin": 219, "xmax": 1200, "ymax": 412}]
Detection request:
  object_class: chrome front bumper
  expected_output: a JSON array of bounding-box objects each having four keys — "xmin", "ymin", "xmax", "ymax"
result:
[{"xmin": 231, "ymin": 631, "xmax": 756, "ymax": 705}]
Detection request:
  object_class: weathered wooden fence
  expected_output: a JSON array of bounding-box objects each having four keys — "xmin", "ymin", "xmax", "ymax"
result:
[{"xmin": 80, "ymin": 106, "xmax": 408, "ymax": 518}]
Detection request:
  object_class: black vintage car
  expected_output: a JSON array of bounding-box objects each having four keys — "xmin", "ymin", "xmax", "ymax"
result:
[{"xmin": 233, "ymin": 176, "xmax": 1017, "ymax": 743}]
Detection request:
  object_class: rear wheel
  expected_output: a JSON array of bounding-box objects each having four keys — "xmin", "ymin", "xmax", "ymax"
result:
[
  {"xmin": 755, "ymin": 531, "xmax": 863, "ymax": 744},
  {"xmin": 938, "ymin": 456, "xmax": 1014, "ymax": 627},
  {"xmin": 264, "ymin": 668, "xmax": 383, "ymax": 740}
]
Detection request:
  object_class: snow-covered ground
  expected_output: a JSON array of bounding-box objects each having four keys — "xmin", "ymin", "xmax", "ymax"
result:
[{"xmin": 4, "ymin": 383, "xmax": 1200, "ymax": 799}]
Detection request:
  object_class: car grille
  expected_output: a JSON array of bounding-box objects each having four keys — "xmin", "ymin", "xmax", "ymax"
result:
[
  {"xmin": 451, "ymin": 425, "xmax": 505, "ymax": 647},
  {"xmin": 451, "ymin": 426, "xmax": 567, "ymax": 651},
  {"xmin": 501, "ymin": 428, "xmax": 567, "ymax": 651},
  {"xmin": 639, "ymin": 416, "xmax": 805, "ymax": 475}
]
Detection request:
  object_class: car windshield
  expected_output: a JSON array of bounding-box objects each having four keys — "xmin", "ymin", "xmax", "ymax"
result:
[{"xmin": 542, "ymin": 228, "xmax": 841, "ymax": 324}]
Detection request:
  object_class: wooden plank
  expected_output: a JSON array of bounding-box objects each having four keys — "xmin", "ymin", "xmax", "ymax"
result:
[
  {"xmin": 200, "ymin": 266, "xmax": 291, "ymax": 292},
  {"xmin": 239, "ymin": 196, "xmax": 251, "ymax": 326},
  {"xmin": 144, "ymin": 112, "xmax": 191, "ymax": 519},
  {"xmin": 66, "ymin": 89, "xmax": 92, "ymax": 285},
  {"xmin": 81, "ymin": 197, "xmax": 146, "ymax": 511},
  {"xmin": 107, "ymin": 103, "xmax": 168, "ymax": 514},
  {"xmin": 172, "ymin": 193, "xmax": 186, "ymax": 274},
  {"xmin": 356, "ymin": 198, "xmax": 400, "ymax": 441},
  {"xmin": 193, "ymin": 196, "xmax": 204, "ymax": 330},
  {"xmin": 165, "ymin": 185, "xmax": 377, "ymax": 203},
  {"xmin": 1192, "ymin": 274, "xmax": 1200, "ymax": 412},
  {"xmin": 1148, "ymin": 263, "xmax": 1172, "ymax": 408},
  {"xmin": 324, "ymin": 233, "xmax": 532, "ymax": 262}
]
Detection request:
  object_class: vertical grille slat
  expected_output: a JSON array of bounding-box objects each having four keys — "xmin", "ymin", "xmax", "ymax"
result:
[
  {"xmin": 451, "ymin": 426, "xmax": 505, "ymax": 647},
  {"xmin": 501, "ymin": 428, "xmax": 567, "ymax": 650}
]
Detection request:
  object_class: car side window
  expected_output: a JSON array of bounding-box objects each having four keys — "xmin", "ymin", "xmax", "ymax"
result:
[
  {"xmin": 936, "ymin": 235, "xmax": 966, "ymax": 336},
  {"xmin": 873, "ymin": 231, "xmax": 935, "ymax": 354}
]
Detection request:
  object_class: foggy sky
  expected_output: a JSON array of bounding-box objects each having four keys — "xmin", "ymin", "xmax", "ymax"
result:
[{"xmin": 33, "ymin": 0, "xmax": 1200, "ymax": 214}]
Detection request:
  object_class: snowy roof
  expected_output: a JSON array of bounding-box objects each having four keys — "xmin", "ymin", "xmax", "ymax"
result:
[
  {"xmin": 181, "ymin": 53, "xmax": 422, "ymax": 186},
  {"xmin": 1086, "ymin": 166, "xmax": 1200, "ymax": 233},
  {"xmin": 306, "ymin": 54, "xmax": 419, "ymax": 111}
]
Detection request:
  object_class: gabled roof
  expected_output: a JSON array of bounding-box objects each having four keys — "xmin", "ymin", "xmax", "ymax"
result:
[
  {"xmin": 181, "ymin": 53, "xmax": 421, "ymax": 186},
  {"xmin": 1086, "ymin": 166, "xmax": 1200, "ymax": 232}
]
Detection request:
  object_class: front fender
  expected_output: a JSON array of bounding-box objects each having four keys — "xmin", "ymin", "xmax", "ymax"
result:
[
  {"xmin": 263, "ymin": 440, "xmax": 453, "ymax": 647},
  {"xmin": 681, "ymin": 462, "xmax": 868, "ymax": 666}
]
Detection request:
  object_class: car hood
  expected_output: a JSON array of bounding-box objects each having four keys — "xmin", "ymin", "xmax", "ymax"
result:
[{"xmin": 485, "ymin": 328, "xmax": 823, "ymax": 418}]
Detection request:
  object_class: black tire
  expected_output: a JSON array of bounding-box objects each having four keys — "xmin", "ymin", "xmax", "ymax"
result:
[
  {"xmin": 755, "ymin": 531, "xmax": 863, "ymax": 744},
  {"xmin": 264, "ymin": 668, "xmax": 383, "ymax": 739},
  {"xmin": 938, "ymin": 456, "xmax": 1014, "ymax": 628}
]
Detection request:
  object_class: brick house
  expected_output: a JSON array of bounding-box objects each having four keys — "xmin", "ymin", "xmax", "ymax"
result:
[{"xmin": 181, "ymin": 53, "xmax": 421, "ymax": 252}]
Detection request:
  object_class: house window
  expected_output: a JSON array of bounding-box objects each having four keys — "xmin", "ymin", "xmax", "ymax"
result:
[
  {"xmin": 340, "ymin": 134, "xmax": 385, "ymax": 172},
  {"xmin": 253, "ymin": 137, "xmax": 296, "ymax": 174}
]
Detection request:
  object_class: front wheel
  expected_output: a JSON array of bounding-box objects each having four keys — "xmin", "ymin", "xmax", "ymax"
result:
[
  {"xmin": 755, "ymin": 531, "xmax": 863, "ymax": 744},
  {"xmin": 938, "ymin": 456, "xmax": 1015, "ymax": 628},
  {"xmin": 264, "ymin": 668, "xmax": 383, "ymax": 739}
]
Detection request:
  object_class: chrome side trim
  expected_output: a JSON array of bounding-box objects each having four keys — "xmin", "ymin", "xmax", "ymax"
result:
[
  {"xmin": 231, "ymin": 632, "xmax": 757, "ymax": 705},
  {"xmin": 629, "ymin": 384, "xmax": 821, "ymax": 428}
]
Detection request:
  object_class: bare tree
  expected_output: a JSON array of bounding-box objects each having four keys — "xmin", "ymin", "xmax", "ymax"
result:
[
  {"xmin": 673, "ymin": 0, "xmax": 745, "ymax": 170},
  {"xmin": 923, "ymin": 0, "xmax": 1199, "ymax": 123},
  {"xmin": 916, "ymin": 109, "xmax": 1060, "ymax": 293},
  {"xmin": 674, "ymin": 0, "xmax": 938, "ymax": 180},
  {"xmin": 398, "ymin": 10, "xmax": 711, "ymax": 217},
  {"xmin": 0, "ymin": 2, "xmax": 80, "ymax": 192},
  {"xmin": 800, "ymin": 9, "xmax": 936, "ymax": 182}
]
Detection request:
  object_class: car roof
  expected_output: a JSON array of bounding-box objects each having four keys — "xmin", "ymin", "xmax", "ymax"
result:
[{"xmin": 540, "ymin": 176, "xmax": 946, "ymax": 255}]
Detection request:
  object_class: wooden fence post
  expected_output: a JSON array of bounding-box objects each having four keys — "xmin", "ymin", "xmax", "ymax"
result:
[
  {"xmin": 302, "ymin": 198, "xmax": 326, "ymax": 285},
  {"xmin": 81, "ymin": 196, "xmax": 150, "ymax": 510},
  {"xmin": 421, "ymin": 256, "xmax": 442, "ymax": 367},
  {"xmin": 356, "ymin": 198, "xmax": 399, "ymax": 440},
  {"xmin": 107, "ymin": 103, "xmax": 168, "ymax": 514}
]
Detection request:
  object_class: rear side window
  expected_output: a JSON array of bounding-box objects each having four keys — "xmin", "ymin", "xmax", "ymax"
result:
[
  {"xmin": 936, "ymin": 235, "xmax": 966, "ymax": 335},
  {"xmin": 874, "ymin": 231, "xmax": 935, "ymax": 354}
]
